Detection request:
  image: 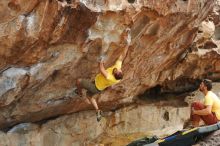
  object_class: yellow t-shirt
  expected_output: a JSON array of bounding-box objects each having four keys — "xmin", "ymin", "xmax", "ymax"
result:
[
  {"xmin": 95, "ymin": 60, "xmax": 122, "ymax": 91},
  {"xmin": 204, "ymin": 91, "xmax": 220, "ymax": 120}
]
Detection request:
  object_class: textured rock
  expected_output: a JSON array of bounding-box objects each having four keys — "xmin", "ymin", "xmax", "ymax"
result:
[
  {"xmin": 7, "ymin": 123, "xmax": 39, "ymax": 134},
  {"xmin": 0, "ymin": 99, "xmax": 190, "ymax": 146},
  {"xmin": 196, "ymin": 130, "xmax": 220, "ymax": 146},
  {"xmin": 0, "ymin": 0, "xmax": 220, "ymax": 146},
  {"xmin": 0, "ymin": 0, "xmax": 220, "ymax": 145},
  {"xmin": 0, "ymin": 0, "xmax": 218, "ymax": 129},
  {"xmin": 0, "ymin": 83, "xmax": 218, "ymax": 146}
]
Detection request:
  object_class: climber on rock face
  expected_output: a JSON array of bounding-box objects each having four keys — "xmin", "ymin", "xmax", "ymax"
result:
[
  {"xmin": 75, "ymin": 29, "xmax": 131, "ymax": 122},
  {"xmin": 191, "ymin": 79, "xmax": 220, "ymax": 127}
]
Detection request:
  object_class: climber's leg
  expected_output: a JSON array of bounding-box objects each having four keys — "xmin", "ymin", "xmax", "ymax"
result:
[
  {"xmin": 75, "ymin": 78, "xmax": 102, "ymax": 121},
  {"xmin": 89, "ymin": 97, "xmax": 99, "ymax": 111},
  {"xmin": 87, "ymin": 96, "xmax": 102, "ymax": 122}
]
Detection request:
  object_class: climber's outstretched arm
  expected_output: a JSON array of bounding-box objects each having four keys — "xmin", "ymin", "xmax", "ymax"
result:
[
  {"xmin": 99, "ymin": 60, "xmax": 108, "ymax": 79},
  {"xmin": 118, "ymin": 45, "xmax": 129, "ymax": 62},
  {"xmin": 118, "ymin": 28, "xmax": 131, "ymax": 62}
]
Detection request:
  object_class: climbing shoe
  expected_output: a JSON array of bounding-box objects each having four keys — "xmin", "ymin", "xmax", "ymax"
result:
[{"xmin": 96, "ymin": 110, "xmax": 103, "ymax": 122}]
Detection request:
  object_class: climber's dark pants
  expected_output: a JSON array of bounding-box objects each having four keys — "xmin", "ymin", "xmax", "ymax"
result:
[
  {"xmin": 79, "ymin": 79, "xmax": 101, "ymax": 96},
  {"xmin": 191, "ymin": 102, "xmax": 219, "ymax": 125}
]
